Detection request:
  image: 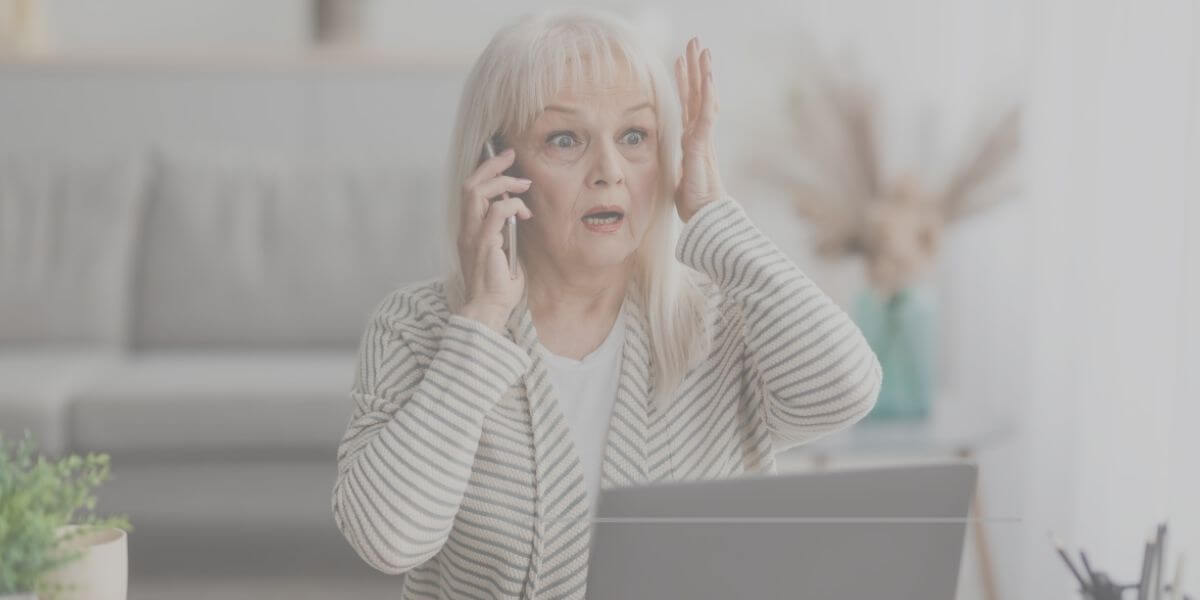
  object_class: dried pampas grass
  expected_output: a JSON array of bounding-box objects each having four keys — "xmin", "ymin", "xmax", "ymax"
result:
[{"xmin": 749, "ymin": 48, "xmax": 1022, "ymax": 299}]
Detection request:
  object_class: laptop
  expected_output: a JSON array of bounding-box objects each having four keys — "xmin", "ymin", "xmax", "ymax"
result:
[{"xmin": 585, "ymin": 460, "xmax": 977, "ymax": 600}]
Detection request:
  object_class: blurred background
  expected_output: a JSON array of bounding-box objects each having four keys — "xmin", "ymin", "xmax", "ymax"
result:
[{"xmin": 0, "ymin": 1, "xmax": 1195, "ymax": 599}]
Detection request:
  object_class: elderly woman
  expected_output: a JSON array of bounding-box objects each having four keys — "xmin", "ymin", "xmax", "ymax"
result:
[{"xmin": 332, "ymin": 7, "xmax": 881, "ymax": 599}]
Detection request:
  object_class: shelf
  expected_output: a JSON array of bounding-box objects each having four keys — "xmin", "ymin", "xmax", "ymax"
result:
[
  {"xmin": 777, "ymin": 394, "xmax": 1020, "ymax": 461},
  {"xmin": 0, "ymin": 46, "xmax": 475, "ymax": 73}
]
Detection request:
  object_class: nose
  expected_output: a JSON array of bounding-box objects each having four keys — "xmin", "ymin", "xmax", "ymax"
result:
[{"xmin": 586, "ymin": 139, "xmax": 624, "ymax": 188}]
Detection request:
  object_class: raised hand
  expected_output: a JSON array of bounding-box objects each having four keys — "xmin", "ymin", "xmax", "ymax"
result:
[{"xmin": 673, "ymin": 36, "xmax": 727, "ymax": 223}]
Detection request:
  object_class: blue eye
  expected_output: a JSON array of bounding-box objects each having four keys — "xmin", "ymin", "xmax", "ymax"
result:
[
  {"xmin": 547, "ymin": 132, "xmax": 577, "ymax": 148},
  {"xmin": 622, "ymin": 129, "xmax": 648, "ymax": 145}
]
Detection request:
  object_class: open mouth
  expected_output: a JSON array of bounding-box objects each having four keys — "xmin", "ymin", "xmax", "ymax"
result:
[{"xmin": 581, "ymin": 211, "xmax": 624, "ymax": 225}]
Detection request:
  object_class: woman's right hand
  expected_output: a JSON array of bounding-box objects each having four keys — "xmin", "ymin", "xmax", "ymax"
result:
[{"xmin": 455, "ymin": 147, "xmax": 533, "ymax": 333}]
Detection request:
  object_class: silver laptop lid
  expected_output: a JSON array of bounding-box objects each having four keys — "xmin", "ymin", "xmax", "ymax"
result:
[{"xmin": 586, "ymin": 461, "xmax": 977, "ymax": 600}]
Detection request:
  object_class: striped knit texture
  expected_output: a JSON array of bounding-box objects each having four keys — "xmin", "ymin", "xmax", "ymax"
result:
[{"xmin": 331, "ymin": 196, "xmax": 883, "ymax": 599}]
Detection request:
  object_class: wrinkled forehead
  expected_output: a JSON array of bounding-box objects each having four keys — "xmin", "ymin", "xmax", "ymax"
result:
[
  {"xmin": 555, "ymin": 54, "xmax": 652, "ymax": 102},
  {"xmin": 537, "ymin": 61, "xmax": 655, "ymax": 127},
  {"xmin": 501, "ymin": 43, "xmax": 658, "ymax": 141},
  {"xmin": 548, "ymin": 80, "xmax": 654, "ymax": 111}
]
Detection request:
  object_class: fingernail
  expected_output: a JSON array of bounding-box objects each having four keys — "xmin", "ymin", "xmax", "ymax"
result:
[
  {"xmin": 504, "ymin": 148, "xmax": 515, "ymax": 156},
  {"xmin": 517, "ymin": 178, "xmax": 532, "ymax": 184}
]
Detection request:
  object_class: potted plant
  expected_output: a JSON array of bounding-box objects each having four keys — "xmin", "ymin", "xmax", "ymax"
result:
[
  {"xmin": 0, "ymin": 429, "xmax": 132, "ymax": 600},
  {"xmin": 750, "ymin": 47, "xmax": 1022, "ymax": 422}
]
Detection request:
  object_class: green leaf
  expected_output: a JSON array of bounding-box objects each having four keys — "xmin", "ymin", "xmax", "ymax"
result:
[{"xmin": 0, "ymin": 431, "xmax": 133, "ymax": 595}]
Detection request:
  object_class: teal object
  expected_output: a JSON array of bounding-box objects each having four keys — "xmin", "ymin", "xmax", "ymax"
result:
[{"xmin": 852, "ymin": 284, "xmax": 937, "ymax": 422}]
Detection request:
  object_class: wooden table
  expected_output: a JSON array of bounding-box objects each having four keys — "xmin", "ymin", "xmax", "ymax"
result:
[{"xmin": 774, "ymin": 399, "xmax": 1018, "ymax": 600}]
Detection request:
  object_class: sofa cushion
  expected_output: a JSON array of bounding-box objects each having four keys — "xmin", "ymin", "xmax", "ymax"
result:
[
  {"xmin": 91, "ymin": 459, "xmax": 384, "ymax": 577},
  {"xmin": 0, "ymin": 152, "xmax": 147, "ymax": 349},
  {"xmin": 131, "ymin": 147, "xmax": 450, "ymax": 350},
  {"xmin": 66, "ymin": 351, "xmax": 356, "ymax": 458},
  {"xmin": 0, "ymin": 348, "xmax": 124, "ymax": 457}
]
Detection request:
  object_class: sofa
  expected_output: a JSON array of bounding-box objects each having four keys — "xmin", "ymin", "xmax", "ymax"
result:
[{"xmin": 0, "ymin": 146, "xmax": 450, "ymax": 584}]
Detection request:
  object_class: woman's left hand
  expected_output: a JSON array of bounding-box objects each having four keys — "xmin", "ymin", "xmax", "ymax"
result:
[{"xmin": 673, "ymin": 36, "xmax": 727, "ymax": 223}]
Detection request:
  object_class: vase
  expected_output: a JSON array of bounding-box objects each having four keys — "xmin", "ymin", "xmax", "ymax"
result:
[
  {"xmin": 313, "ymin": 0, "xmax": 364, "ymax": 46},
  {"xmin": 40, "ymin": 525, "xmax": 127, "ymax": 600},
  {"xmin": 851, "ymin": 283, "xmax": 937, "ymax": 422}
]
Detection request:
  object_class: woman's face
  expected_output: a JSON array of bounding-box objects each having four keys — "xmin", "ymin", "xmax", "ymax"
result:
[{"xmin": 511, "ymin": 77, "xmax": 660, "ymax": 273}]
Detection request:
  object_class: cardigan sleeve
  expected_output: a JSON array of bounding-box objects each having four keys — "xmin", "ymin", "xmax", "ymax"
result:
[
  {"xmin": 675, "ymin": 196, "xmax": 882, "ymax": 451},
  {"xmin": 331, "ymin": 290, "xmax": 532, "ymax": 575}
]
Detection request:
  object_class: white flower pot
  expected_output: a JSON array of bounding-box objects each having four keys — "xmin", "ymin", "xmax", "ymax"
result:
[{"xmin": 40, "ymin": 525, "xmax": 127, "ymax": 600}]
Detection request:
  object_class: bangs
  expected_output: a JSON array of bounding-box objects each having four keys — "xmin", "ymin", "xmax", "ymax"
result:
[{"xmin": 497, "ymin": 23, "xmax": 656, "ymax": 142}]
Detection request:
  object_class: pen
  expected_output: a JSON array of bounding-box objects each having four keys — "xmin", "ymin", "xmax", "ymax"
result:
[
  {"xmin": 1140, "ymin": 536, "xmax": 1154, "ymax": 600},
  {"xmin": 1168, "ymin": 553, "xmax": 1184, "ymax": 600},
  {"xmin": 1154, "ymin": 523, "xmax": 1168, "ymax": 600},
  {"xmin": 1050, "ymin": 532, "xmax": 1091, "ymax": 594},
  {"xmin": 1080, "ymin": 550, "xmax": 1098, "ymax": 590}
]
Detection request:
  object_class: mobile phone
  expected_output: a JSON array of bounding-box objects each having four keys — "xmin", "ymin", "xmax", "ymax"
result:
[{"xmin": 481, "ymin": 136, "xmax": 519, "ymax": 278}]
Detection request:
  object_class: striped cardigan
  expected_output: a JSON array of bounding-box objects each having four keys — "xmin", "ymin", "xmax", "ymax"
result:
[{"xmin": 331, "ymin": 196, "xmax": 883, "ymax": 599}]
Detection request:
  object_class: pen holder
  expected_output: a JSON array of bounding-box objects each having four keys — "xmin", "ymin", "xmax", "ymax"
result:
[
  {"xmin": 1053, "ymin": 523, "xmax": 1190, "ymax": 600},
  {"xmin": 1070, "ymin": 572, "xmax": 1136, "ymax": 600}
]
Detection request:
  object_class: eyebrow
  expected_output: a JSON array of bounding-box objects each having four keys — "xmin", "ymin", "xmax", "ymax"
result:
[{"xmin": 544, "ymin": 101, "xmax": 653, "ymax": 115}]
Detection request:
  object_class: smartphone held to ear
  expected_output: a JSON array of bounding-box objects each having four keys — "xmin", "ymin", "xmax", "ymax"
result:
[{"xmin": 481, "ymin": 137, "xmax": 519, "ymax": 279}]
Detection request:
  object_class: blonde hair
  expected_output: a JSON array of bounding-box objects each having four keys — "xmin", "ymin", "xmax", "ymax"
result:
[{"xmin": 443, "ymin": 6, "xmax": 711, "ymax": 412}]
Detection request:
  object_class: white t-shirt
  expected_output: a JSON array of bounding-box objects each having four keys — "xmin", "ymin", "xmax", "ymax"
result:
[{"xmin": 537, "ymin": 301, "xmax": 626, "ymax": 518}]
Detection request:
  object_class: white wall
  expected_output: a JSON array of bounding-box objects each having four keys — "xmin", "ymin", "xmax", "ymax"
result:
[
  {"xmin": 41, "ymin": 0, "xmax": 309, "ymax": 52},
  {"xmin": 1022, "ymin": 1, "xmax": 1198, "ymax": 597}
]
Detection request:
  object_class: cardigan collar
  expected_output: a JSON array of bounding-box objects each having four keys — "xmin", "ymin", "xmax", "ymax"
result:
[
  {"xmin": 504, "ymin": 276, "xmax": 657, "ymax": 594},
  {"xmin": 504, "ymin": 277, "xmax": 655, "ymax": 489}
]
